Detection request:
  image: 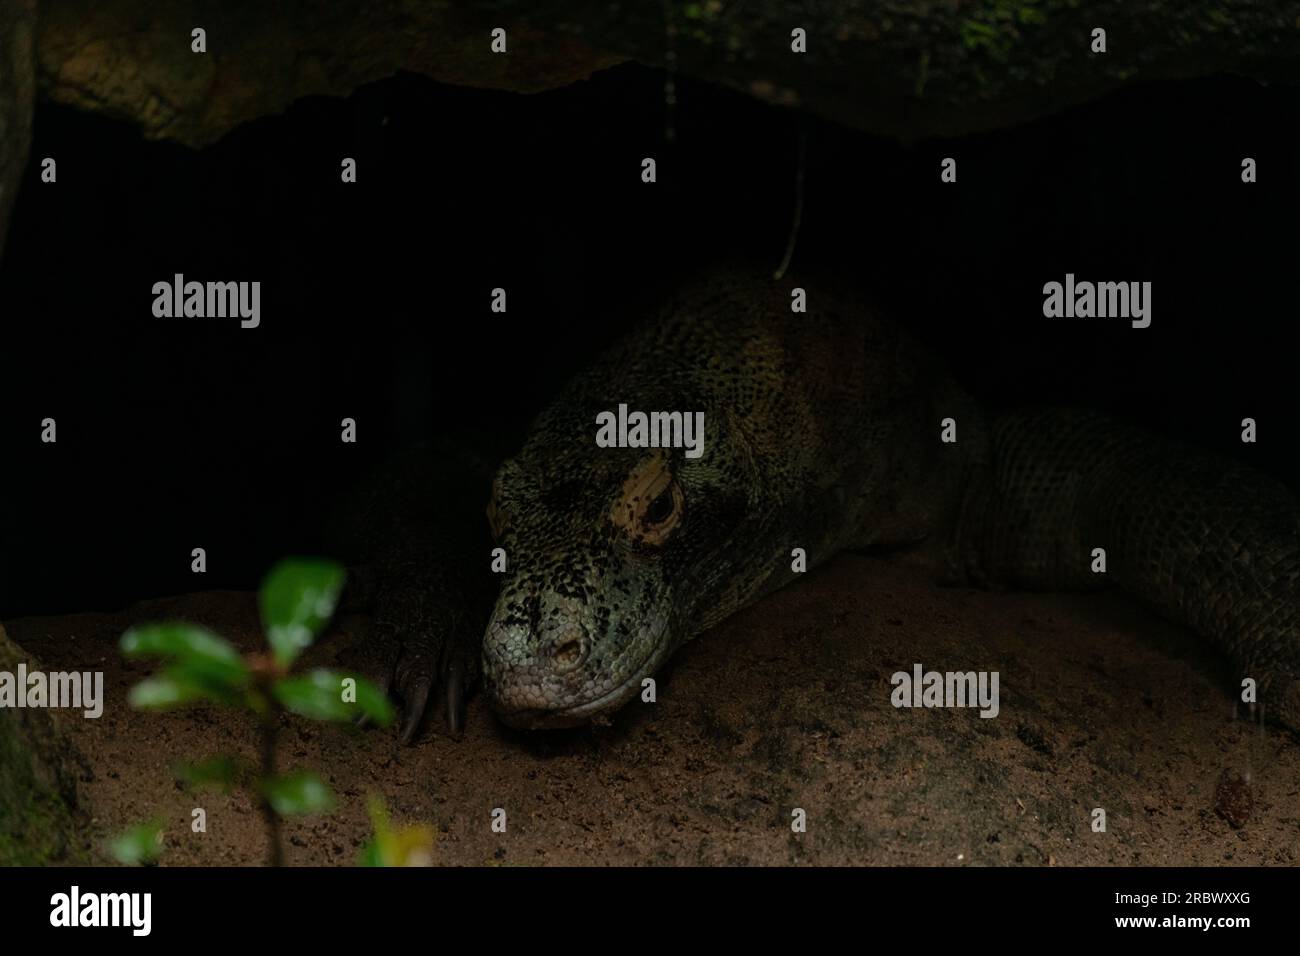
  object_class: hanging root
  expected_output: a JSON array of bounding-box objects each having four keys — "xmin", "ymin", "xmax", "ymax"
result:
[{"xmin": 773, "ymin": 129, "xmax": 807, "ymax": 281}]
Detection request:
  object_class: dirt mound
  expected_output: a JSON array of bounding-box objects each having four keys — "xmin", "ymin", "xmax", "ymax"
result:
[{"xmin": 8, "ymin": 553, "xmax": 1295, "ymax": 866}]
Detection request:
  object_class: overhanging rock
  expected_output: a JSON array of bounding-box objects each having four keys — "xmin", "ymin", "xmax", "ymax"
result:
[{"xmin": 31, "ymin": 0, "xmax": 1300, "ymax": 149}]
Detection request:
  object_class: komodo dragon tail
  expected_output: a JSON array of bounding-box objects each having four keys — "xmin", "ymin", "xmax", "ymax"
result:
[{"xmin": 955, "ymin": 408, "xmax": 1300, "ymax": 728}]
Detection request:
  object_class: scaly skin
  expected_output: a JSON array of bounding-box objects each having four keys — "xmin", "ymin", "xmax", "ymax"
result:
[
  {"xmin": 334, "ymin": 443, "xmax": 495, "ymax": 742},
  {"xmin": 957, "ymin": 408, "xmax": 1300, "ymax": 725},
  {"xmin": 483, "ymin": 267, "xmax": 974, "ymax": 727},
  {"xmin": 482, "ymin": 266, "xmax": 1300, "ymax": 731}
]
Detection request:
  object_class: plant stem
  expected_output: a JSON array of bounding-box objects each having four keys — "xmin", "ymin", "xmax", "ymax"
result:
[{"xmin": 259, "ymin": 708, "xmax": 283, "ymax": 867}]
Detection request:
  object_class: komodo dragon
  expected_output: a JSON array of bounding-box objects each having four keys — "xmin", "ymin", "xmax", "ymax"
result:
[{"xmin": 350, "ymin": 266, "xmax": 1300, "ymax": 740}]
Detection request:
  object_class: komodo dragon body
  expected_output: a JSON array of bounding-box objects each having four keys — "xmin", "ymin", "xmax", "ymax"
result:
[{"xmin": 361, "ymin": 267, "xmax": 1300, "ymax": 736}]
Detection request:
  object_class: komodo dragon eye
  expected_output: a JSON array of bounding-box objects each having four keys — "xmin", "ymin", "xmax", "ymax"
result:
[
  {"xmin": 644, "ymin": 486, "xmax": 675, "ymax": 526},
  {"xmin": 611, "ymin": 454, "xmax": 683, "ymax": 545}
]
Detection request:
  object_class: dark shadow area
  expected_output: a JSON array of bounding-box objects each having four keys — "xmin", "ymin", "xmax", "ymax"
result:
[{"xmin": 1, "ymin": 64, "xmax": 1296, "ymax": 615}]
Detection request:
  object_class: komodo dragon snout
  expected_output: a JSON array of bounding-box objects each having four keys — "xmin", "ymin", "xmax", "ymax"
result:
[{"xmin": 481, "ymin": 443, "xmax": 747, "ymax": 728}]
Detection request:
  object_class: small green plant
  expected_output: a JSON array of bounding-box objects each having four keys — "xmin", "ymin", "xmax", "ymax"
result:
[
  {"xmin": 359, "ymin": 796, "xmax": 437, "ymax": 867},
  {"xmin": 118, "ymin": 558, "xmax": 394, "ymax": 865},
  {"xmin": 107, "ymin": 819, "xmax": 165, "ymax": 866}
]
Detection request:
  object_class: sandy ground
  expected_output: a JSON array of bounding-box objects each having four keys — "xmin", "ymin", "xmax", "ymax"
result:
[{"xmin": 8, "ymin": 553, "xmax": 1299, "ymax": 866}]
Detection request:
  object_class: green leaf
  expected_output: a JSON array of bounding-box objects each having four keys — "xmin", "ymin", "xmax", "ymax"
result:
[
  {"xmin": 125, "ymin": 657, "xmax": 249, "ymax": 710},
  {"xmin": 120, "ymin": 623, "xmax": 248, "ymax": 708},
  {"xmin": 274, "ymin": 669, "xmax": 394, "ymax": 727},
  {"xmin": 348, "ymin": 674, "xmax": 395, "ymax": 727},
  {"xmin": 260, "ymin": 559, "xmax": 346, "ymax": 667},
  {"xmin": 120, "ymin": 623, "xmax": 246, "ymax": 681},
  {"xmin": 272, "ymin": 671, "xmax": 348, "ymax": 721},
  {"xmin": 127, "ymin": 672, "xmax": 209, "ymax": 709},
  {"xmin": 260, "ymin": 772, "xmax": 334, "ymax": 816},
  {"xmin": 174, "ymin": 756, "xmax": 241, "ymax": 791},
  {"xmin": 108, "ymin": 821, "xmax": 164, "ymax": 865}
]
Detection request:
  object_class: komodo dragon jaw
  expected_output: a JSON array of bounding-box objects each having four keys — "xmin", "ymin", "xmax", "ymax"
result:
[{"xmin": 483, "ymin": 606, "xmax": 675, "ymax": 728}]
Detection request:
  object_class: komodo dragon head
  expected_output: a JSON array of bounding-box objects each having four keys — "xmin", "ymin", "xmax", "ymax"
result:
[
  {"xmin": 481, "ymin": 428, "xmax": 760, "ymax": 728},
  {"xmin": 477, "ymin": 269, "xmax": 895, "ymax": 728}
]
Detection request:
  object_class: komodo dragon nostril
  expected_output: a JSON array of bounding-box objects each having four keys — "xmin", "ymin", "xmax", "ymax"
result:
[{"xmin": 551, "ymin": 626, "xmax": 587, "ymax": 671}]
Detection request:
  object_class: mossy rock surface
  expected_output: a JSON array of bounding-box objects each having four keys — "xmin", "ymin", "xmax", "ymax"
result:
[
  {"xmin": 0, "ymin": 622, "xmax": 86, "ymax": 865},
  {"xmin": 27, "ymin": 0, "xmax": 1300, "ymax": 150},
  {"xmin": 0, "ymin": 0, "xmax": 35, "ymax": 258}
]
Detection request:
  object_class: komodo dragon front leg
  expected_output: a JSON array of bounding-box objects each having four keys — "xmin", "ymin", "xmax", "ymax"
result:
[
  {"xmin": 479, "ymin": 266, "xmax": 1300, "ymax": 732},
  {"xmin": 333, "ymin": 443, "xmax": 497, "ymax": 742}
]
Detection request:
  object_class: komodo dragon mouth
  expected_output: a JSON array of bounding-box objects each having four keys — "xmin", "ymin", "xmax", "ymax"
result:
[{"xmin": 484, "ymin": 617, "xmax": 675, "ymax": 729}]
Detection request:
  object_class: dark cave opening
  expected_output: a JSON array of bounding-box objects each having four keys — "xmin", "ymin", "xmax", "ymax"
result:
[{"xmin": 0, "ymin": 64, "xmax": 1296, "ymax": 616}]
